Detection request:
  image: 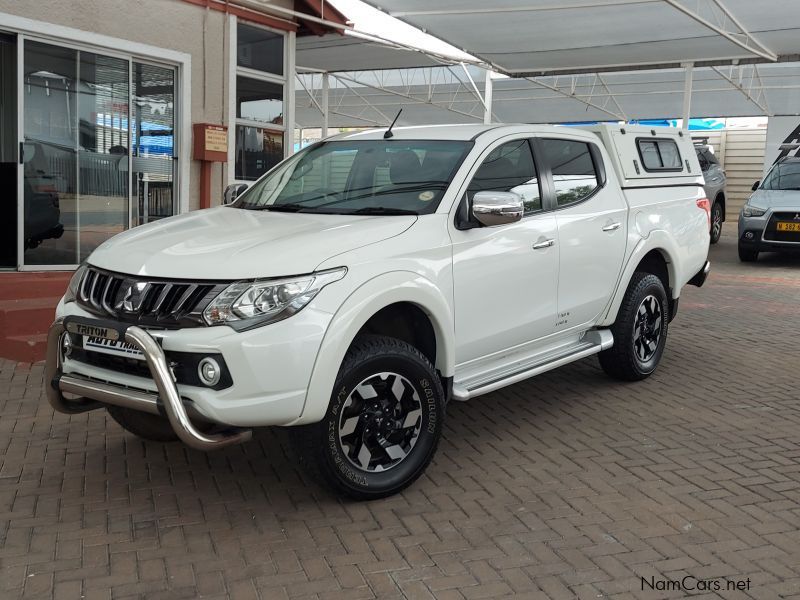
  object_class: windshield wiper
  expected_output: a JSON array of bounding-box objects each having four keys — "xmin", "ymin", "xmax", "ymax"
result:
[
  {"xmin": 350, "ymin": 207, "xmax": 419, "ymax": 216},
  {"xmin": 259, "ymin": 203, "xmax": 304, "ymax": 212}
]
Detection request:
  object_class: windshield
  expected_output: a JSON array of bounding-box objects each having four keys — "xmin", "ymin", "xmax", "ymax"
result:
[
  {"xmin": 761, "ymin": 162, "xmax": 800, "ymax": 190},
  {"xmin": 233, "ymin": 139, "xmax": 472, "ymax": 215}
]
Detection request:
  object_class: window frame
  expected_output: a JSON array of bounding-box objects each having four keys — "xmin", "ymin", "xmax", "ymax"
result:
[
  {"xmin": 636, "ymin": 137, "xmax": 684, "ymax": 173},
  {"xmin": 535, "ymin": 137, "xmax": 606, "ymax": 211},
  {"xmin": 230, "ymin": 19, "xmax": 289, "ymax": 184}
]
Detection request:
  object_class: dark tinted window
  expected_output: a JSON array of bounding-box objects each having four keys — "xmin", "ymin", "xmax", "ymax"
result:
[
  {"xmin": 237, "ymin": 24, "xmax": 283, "ymax": 75},
  {"xmin": 637, "ymin": 138, "xmax": 682, "ymax": 171},
  {"xmin": 761, "ymin": 161, "xmax": 800, "ymax": 190},
  {"xmin": 467, "ymin": 139, "xmax": 542, "ymax": 214},
  {"xmin": 541, "ymin": 139, "xmax": 600, "ymax": 207}
]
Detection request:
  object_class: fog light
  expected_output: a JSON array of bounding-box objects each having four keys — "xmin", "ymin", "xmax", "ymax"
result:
[
  {"xmin": 198, "ymin": 357, "xmax": 221, "ymax": 387},
  {"xmin": 60, "ymin": 333, "xmax": 73, "ymax": 359},
  {"xmin": 744, "ymin": 231, "xmax": 754, "ymax": 240}
]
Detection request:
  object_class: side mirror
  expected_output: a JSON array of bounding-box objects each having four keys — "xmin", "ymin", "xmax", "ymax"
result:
[
  {"xmin": 472, "ymin": 191, "xmax": 524, "ymax": 227},
  {"xmin": 223, "ymin": 183, "xmax": 248, "ymax": 205},
  {"xmin": 751, "ymin": 180, "xmax": 760, "ymax": 191}
]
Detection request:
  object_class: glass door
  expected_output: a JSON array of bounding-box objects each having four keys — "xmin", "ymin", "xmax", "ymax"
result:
[
  {"xmin": 21, "ymin": 40, "xmax": 129, "ymax": 267},
  {"xmin": 132, "ymin": 61, "xmax": 176, "ymax": 225}
]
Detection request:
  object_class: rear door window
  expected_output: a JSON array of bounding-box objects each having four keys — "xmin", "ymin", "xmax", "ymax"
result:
[{"xmin": 540, "ymin": 138, "xmax": 600, "ymax": 207}]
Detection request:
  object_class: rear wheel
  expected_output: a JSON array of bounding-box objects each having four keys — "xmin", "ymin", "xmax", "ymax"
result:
[
  {"xmin": 599, "ymin": 272, "xmax": 668, "ymax": 381},
  {"xmin": 710, "ymin": 201, "xmax": 723, "ymax": 244},
  {"xmin": 292, "ymin": 335, "xmax": 444, "ymax": 500},
  {"xmin": 738, "ymin": 243, "xmax": 759, "ymax": 262}
]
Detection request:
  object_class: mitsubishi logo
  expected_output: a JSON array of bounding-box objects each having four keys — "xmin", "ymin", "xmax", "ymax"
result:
[
  {"xmin": 116, "ymin": 281, "xmax": 150, "ymax": 312},
  {"xmin": 794, "ymin": 214, "xmax": 800, "ymax": 221}
]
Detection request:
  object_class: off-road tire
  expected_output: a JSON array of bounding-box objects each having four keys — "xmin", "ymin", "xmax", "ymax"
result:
[
  {"xmin": 292, "ymin": 335, "xmax": 445, "ymax": 500},
  {"xmin": 738, "ymin": 243, "xmax": 759, "ymax": 262},
  {"xmin": 599, "ymin": 272, "xmax": 669, "ymax": 381},
  {"xmin": 106, "ymin": 406, "xmax": 179, "ymax": 442}
]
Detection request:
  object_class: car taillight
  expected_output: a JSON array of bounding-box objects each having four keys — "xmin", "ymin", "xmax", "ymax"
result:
[{"xmin": 697, "ymin": 198, "xmax": 711, "ymax": 228}]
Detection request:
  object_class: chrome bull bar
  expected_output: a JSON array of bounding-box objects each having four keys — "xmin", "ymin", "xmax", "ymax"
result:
[{"xmin": 45, "ymin": 317, "xmax": 252, "ymax": 450}]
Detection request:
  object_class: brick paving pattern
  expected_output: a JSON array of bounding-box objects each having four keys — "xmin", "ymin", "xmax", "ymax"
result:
[{"xmin": 2, "ymin": 231, "xmax": 800, "ymax": 599}]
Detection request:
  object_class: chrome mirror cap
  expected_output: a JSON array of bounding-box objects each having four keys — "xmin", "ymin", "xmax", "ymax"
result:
[
  {"xmin": 223, "ymin": 183, "xmax": 249, "ymax": 205},
  {"xmin": 472, "ymin": 191, "xmax": 524, "ymax": 227}
]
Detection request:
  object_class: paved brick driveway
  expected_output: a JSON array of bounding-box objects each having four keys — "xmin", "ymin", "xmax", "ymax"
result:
[{"xmin": 3, "ymin": 231, "xmax": 800, "ymax": 600}]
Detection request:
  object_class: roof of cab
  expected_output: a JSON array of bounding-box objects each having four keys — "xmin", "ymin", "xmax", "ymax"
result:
[{"xmin": 326, "ymin": 123, "xmax": 595, "ymax": 142}]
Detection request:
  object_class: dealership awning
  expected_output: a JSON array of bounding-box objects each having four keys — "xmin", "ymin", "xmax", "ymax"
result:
[
  {"xmin": 293, "ymin": 1, "xmax": 800, "ymax": 132},
  {"xmin": 295, "ymin": 61, "xmax": 800, "ymax": 128},
  {"xmin": 363, "ymin": 0, "xmax": 800, "ymax": 76},
  {"xmin": 296, "ymin": 33, "xmax": 457, "ymax": 72}
]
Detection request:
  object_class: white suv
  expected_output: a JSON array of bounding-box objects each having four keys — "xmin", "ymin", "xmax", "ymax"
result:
[{"xmin": 46, "ymin": 124, "xmax": 711, "ymax": 499}]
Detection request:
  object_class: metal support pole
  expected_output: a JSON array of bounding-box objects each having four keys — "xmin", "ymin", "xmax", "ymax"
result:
[
  {"xmin": 483, "ymin": 70, "xmax": 493, "ymax": 125},
  {"xmin": 321, "ymin": 72, "xmax": 329, "ymax": 138},
  {"xmin": 682, "ymin": 62, "xmax": 694, "ymax": 131}
]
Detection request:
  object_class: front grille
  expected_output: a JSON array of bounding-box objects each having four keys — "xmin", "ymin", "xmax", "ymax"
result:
[
  {"xmin": 76, "ymin": 266, "xmax": 229, "ymax": 328},
  {"xmin": 764, "ymin": 212, "xmax": 800, "ymax": 243}
]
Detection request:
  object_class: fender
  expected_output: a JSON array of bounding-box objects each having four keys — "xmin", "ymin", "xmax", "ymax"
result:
[
  {"xmin": 598, "ymin": 230, "xmax": 679, "ymax": 327},
  {"xmin": 290, "ymin": 271, "xmax": 455, "ymax": 425}
]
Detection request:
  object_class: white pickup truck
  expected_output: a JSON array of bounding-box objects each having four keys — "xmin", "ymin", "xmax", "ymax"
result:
[{"xmin": 46, "ymin": 123, "xmax": 710, "ymax": 499}]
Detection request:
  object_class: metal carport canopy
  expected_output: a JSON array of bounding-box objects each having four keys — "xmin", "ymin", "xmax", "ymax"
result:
[
  {"xmin": 364, "ymin": 0, "xmax": 800, "ymax": 75},
  {"xmin": 294, "ymin": 62, "xmax": 799, "ymax": 128}
]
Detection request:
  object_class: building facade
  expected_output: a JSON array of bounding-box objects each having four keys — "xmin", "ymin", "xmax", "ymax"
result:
[{"xmin": 0, "ymin": 0, "xmax": 344, "ymax": 271}]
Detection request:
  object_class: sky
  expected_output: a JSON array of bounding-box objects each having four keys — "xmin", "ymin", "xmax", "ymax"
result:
[{"xmin": 328, "ymin": 0, "xmax": 474, "ymax": 62}]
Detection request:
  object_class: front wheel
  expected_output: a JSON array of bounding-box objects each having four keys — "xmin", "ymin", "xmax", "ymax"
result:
[
  {"xmin": 738, "ymin": 243, "xmax": 759, "ymax": 262},
  {"xmin": 599, "ymin": 272, "xmax": 669, "ymax": 381},
  {"xmin": 292, "ymin": 335, "xmax": 445, "ymax": 500}
]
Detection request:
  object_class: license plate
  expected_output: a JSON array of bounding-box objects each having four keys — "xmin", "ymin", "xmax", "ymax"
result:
[
  {"xmin": 83, "ymin": 336, "xmax": 145, "ymax": 361},
  {"xmin": 777, "ymin": 222, "xmax": 800, "ymax": 232}
]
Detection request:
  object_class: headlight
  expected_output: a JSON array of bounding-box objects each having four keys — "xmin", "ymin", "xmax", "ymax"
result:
[
  {"xmin": 743, "ymin": 202, "xmax": 766, "ymax": 218},
  {"xmin": 63, "ymin": 263, "xmax": 88, "ymax": 304},
  {"xmin": 203, "ymin": 267, "xmax": 346, "ymax": 329}
]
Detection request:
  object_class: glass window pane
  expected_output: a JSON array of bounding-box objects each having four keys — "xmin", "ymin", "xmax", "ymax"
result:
[
  {"xmin": 132, "ymin": 62, "xmax": 176, "ymax": 226},
  {"xmin": 237, "ymin": 76, "xmax": 283, "ymax": 125},
  {"xmin": 237, "ymin": 140, "xmax": 471, "ymax": 215},
  {"xmin": 658, "ymin": 140, "xmax": 682, "ymax": 168},
  {"xmin": 541, "ymin": 139, "xmax": 599, "ymax": 207},
  {"xmin": 468, "ymin": 139, "xmax": 541, "ymax": 214},
  {"xmin": 237, "ymin": 24, "xmax": 283, "ymax": 76},
  {"xmin": 638, "ymin": 139, "xmax": 661, "ymax": 170},
  {"xmin": 235, "ymin": 125, "xmax": 283, "ymax": 181},
  {"xmin": 23, "ymin": 41, "xmax": 78, "ymax": 265},
  {"xmin": 77, "ymin": 51, "xmax": 129, "ymax": 262}
]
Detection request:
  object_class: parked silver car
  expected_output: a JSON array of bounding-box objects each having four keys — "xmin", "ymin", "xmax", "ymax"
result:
[
  {"xmin": 695, "ymin": 142, "xmax": 726, "ymax": 244},
  {"xmin": 738, "ymin": 156, "xmax": 800, "ymax": 262}
]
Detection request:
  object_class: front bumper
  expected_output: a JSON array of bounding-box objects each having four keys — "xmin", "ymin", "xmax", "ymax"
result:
[
  {"xmin": 739, "ymin": 209, "xmax": 800, "ymax": 252},
  {"xmin": 46, "ymin": 317, "xmax": 253, "ymax": 450}
]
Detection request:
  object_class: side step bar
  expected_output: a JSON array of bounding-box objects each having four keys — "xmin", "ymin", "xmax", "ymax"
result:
[
  {"xmin": 451, "ymin": 329, "xmax": 614, "ymax": 401},
  {"xmin": 45, "ymin": 318, "xmax": 252, "ymax": 451}
]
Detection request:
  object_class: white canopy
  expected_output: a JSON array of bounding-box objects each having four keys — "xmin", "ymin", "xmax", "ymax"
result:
[
  {"xmin": 364, "ymin": 0, "xmax": 800, "ymax": 75},
  {"xmin": 295, "ymin": 62, "xmax": 799, "ymax": 128}
]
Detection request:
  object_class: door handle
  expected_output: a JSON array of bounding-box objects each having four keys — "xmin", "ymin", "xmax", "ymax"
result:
[
  {"xmin": 532, "ymin": 239, "xmax": 555, "ymax": 250},
  {"xmin": 602, "ymin": 222, "xmax": 622, "ymax": 232}
]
